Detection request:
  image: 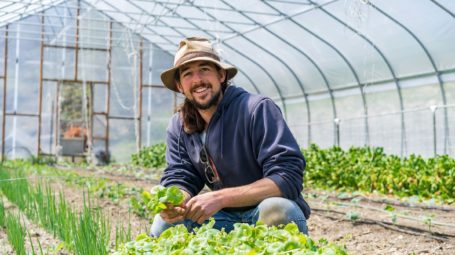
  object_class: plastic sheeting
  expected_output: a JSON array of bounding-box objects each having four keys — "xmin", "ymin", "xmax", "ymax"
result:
[{"xmin": 0, "ymin": 0, "xmax": 454, "ymax": 160}]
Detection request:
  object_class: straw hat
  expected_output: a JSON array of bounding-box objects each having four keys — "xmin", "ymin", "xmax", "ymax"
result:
[{"xmin": 160, "ymin": 37, "xmax": 238, "ymax": 92}]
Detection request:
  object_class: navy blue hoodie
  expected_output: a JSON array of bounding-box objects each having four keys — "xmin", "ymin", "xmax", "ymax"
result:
[{"xmin": 161, "ymin": 86, "xmax": 310, "ymax": 219}]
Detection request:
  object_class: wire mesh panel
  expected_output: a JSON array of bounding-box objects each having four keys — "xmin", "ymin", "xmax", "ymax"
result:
[
  {"xmin": 403, "ymin": 109, "xmax": 434, "ymax": 157},
  {"xmin": 0, "ymin": 27, "xmax": 4, "ymax": 76},
  {"xmin": 436, "ymin": 105, "xmax": 455, "ymax": 156},
  {"xmin": 306, "ymin": 97, "xmax": 334, "ymax": 148},
  {"xmin": 110, "ymin": 27, "xmax": 140, "ymax": 118},
  {"xmin": 286, "ymin": 98, "xmax": 309, "ymax": 148},
  {"xmin": 308, "ymin": 120, "xmax": 334, "ymax": 149},
  {"xmin": 39, "ymin": 81, "xmax": 57, "ymax": 155},
  {"xmin": 367, "ymin": 112, "xmax": 402, "ymax": 155},
  {"xmin": 6, "ymin": 23, "xmax": 40, "ymax": 114},
  {"xmin": 78, "ymin": 49, "xmax": 108, "ymax": 82},
  {"xmin": 43, "ymin": 47, "xmax": 76, "ymax": 80},
  {"xmin": 109, "ymin": 119, "xmax": 135, "ymax": 163},
  {"xmin": 92, "ymin": 115, "xmax": 106, "ymax": 138},
  {"xmin": 339, "ymin": 117, "xmax": 366, "ymax": 149},
  {"xmin": 5, "ymin": 116, "xmax": 37, "ymax": 159},
  {"xmin": 141, "ymin": 87, "xmax": 174, "ymax": 148}
]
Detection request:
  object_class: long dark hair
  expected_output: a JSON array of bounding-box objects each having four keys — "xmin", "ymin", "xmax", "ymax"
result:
[{"xmin": 176, "ymin": 65, "xmax": 229, "ymax": 134}]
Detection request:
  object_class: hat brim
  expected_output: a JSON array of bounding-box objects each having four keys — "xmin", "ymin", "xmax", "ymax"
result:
[{"xmin": 160, "ymin": 57, "xmax": 238, "ymax": 92}]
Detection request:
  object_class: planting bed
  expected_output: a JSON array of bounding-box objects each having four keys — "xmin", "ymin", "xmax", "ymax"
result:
[{"xmin": 1, "ymin": 164, "xmax": 454, "ymax": 254}]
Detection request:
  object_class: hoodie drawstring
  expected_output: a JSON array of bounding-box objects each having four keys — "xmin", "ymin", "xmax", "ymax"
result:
[
  {"xmin": 220, "ymin": 107, "xmax": 224, "ymax": 159},
  {"xmin": 177, "ymin": 125, "xmax": 184, "ymax": 164}
]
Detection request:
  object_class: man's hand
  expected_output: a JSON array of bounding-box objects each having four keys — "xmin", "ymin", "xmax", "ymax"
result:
[
  {"xmin": 184, "ymin": 191, "xmax": 223, "ymax": 224},
  {"xmin": 160, "ymin": 204, "xmax": 186, "ymax": 224},
  {"xmin": 160, "ymin": 189, "xmax": 192, "ymax": 224}
]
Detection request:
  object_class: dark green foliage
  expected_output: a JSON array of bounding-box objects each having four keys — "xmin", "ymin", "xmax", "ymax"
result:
[
  {"xmin": 303, "ymin": 144, "xmax": 454, "ymax": 203},
  {"xmin": 29, "ymin": 155, "xmax": 57, "ymax": 166},
  {"xmin": 131, "ymin": 143, "xmax": 167, "ymax": 168}
]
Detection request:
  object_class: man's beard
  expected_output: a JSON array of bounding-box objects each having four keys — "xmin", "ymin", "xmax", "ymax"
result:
[{"xmin": 188, "ymin": 84, "xmax": 222, "ymax": 110}]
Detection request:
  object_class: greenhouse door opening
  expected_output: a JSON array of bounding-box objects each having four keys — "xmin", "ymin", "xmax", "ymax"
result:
[{"xmin": 58, "ymin": 81, "xmax": 91, "ymax": 161}]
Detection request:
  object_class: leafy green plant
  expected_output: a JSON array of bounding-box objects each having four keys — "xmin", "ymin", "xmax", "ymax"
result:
[
  {"xmin": 130, "ymin": 185, "xmax": 185, "ymax": 220},
  {"xmin": 345, "ymin": 211, "xmax": 360, "ymax": 221},
  {"xmin": 129, "ymin": 190, "xmax": 152, "ymax": 219},
  {"xmin": 303, "ymin": 144, "xmax": 454, "ymax": 203},
  {"xmin": 29, "ymin": 155, "xmax": 57, "ymax": 166},
  {"xmin": 131, "ymin": 143, "xmax": 166, "ymax": 168},
  {"xmin": 422, "ymin": 215, "xmax": 434, "ymax": 232},
  {"xmin": 113, "ymin": 219, "xmax": 347, "ymax": 255},
  {"xmin": 149, "ymin": 185, "xmax": 185, "ymax": 214}
]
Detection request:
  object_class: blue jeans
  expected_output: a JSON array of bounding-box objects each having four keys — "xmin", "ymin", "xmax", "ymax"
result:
[{"xmin": 150, "ymin": 197, "xmax": 308, "ymax": 237}]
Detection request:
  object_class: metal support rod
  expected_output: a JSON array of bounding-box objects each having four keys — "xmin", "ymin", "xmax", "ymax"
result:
[
  {"xmin": 5, "ymin": 113, "xmax": 39, "ymax": 117},
  {"xmin": 44, "ymin": 44, "xmax": 109, "ymax": 52},
  {"xmin": 138, "ymin": 39, "xmax": 143, "ymax": 151},
  {"xmin": 37, "ymin": 13, "xmax": 45, "ymax": 156},
  {"xmin": 88, "ymin": 82, "xmax": 94, "ymax": 155},
  {"xmin": 49, "ymin": 100, "xmax": 54, "ymax": 153},
  {"xmin": 108, "ymin": 116, "xmax": 140, "ymax": 120},
  {"xmin": 106, "ymin": 20, "xmax": 112, "ymax": 154},
  {"xmin": 54, "ymin": 81, "xmax": 60, "ymax": 154},
  {"xmin": 142, "ymin": 84, "xmax": 163, "ymax": 88},
  {"xmin": 43, "ymin": 78, "xmax": 108, "ymax": 83},
  {"xmin": 431, "ymin": 105, "xmax": 438, "ymax": 157},
  {"xmin": 74, "ymin": 0, "xmax": 80, "ymax": 81},
  {"xmin": 1, "ymin": 26, "xmax": 8, "ymax": 161},
  {"xmin": 334, "ymin": 118, "xmax": 340, "ymax": 147}
]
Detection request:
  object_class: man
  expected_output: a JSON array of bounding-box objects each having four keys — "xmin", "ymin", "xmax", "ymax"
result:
[{"xmin": 150, "ymin": 37, "xmax": 310, "ymax": 236}]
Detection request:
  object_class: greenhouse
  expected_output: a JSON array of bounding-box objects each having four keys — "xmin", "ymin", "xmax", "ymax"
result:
[{"xmin": 0, "ymin": 0, "xmax": 454, "ymax": 254}]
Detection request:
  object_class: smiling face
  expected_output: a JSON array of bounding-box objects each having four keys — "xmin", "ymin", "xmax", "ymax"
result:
[{"xmin": 176, "ymin": 61, "xmax": 226, "ymax": 110}]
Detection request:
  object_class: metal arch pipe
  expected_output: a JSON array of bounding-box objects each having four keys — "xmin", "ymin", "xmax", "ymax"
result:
[
  {"xmin": 0, "ymin": 0, "xmax": 66, "ymax": 29},
  {"xmin": 236, "ymin": 68, "xmax": 260, "ymax": 94},
  {"xmin": 309, "ymin": 0, "xmax": 407, "ymax": 156},
  {"xmin": 220, "ymin": 0, "xmax": 315, "ymax": 145},
  {"xmin": 369, "ymin": 2, "xmax": 450, "ymax": 154},
  {"xmin": 430, "ymin": 0, "xmax": 455, "ymax": 18},
  {"xmin": 156, "ymin": 36, "xmax": 261, "ymax": 96},
  {"xmin": 120, "ymin": 0, "xmax": 264, "ymax": 97},
  {"xmin": 256, "ymin": 29, "xmax": 328, "ymax": 145},
  {"xmin": 86, "ymin": 0, "xmax": 177, "ymax": 49},
  {"xmin": 1, "ymin": 26, "xmax": 8, "ymax": 161},
  {"xmin": 214, "ymin": 10, "xmax": 307, "ymax": 97},
  {"xmin": 263, "ymin": 1, "xmax": 370, "ymax": 146},
  {"xmin": 98, "ymin": 0, "xmax": 267, "ymax": 110},
  {"xmin": 137, "ymin": 0, "xmax": 286, "ymax": 115},
  {"xmin": 182, "ymin": 2, "xmax": 294, "ymax": 118}
]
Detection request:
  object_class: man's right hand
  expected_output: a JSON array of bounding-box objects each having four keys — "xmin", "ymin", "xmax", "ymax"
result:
[
  {"xmin": 160, "ymin": 204, "xmax": 186, "ymax": 224},
  {"xmin": 160, "ymin": 189, "xmax": 192, "ymax": 224}
]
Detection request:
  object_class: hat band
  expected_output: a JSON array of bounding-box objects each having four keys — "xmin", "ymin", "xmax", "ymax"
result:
[{"xmin": 175, "ymin": 51, "xmax": 220, "ymax": 67}]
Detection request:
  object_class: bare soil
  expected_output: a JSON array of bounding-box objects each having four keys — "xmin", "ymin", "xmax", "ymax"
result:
[{"xmin": 306, "ymin": 190, "xmax": 455, "ymax": 254}]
